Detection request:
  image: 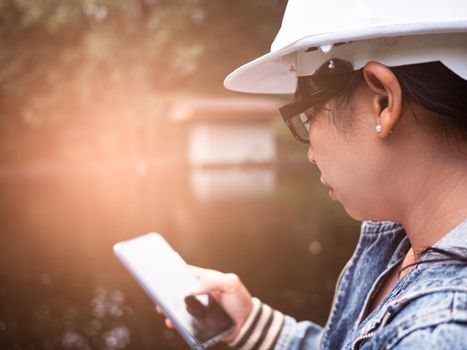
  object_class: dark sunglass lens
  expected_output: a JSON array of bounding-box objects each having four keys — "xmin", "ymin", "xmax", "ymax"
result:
[{"xmin": 287, "ymin": 113, "xmax": 310, "ymax": 143}]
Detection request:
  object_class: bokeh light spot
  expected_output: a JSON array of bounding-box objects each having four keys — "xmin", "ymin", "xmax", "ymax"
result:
[{"xmin": 308, "ymin": 241, "xmax": 323, "ymax": 255}]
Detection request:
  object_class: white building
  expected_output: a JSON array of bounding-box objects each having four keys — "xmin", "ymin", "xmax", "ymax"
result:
[
  {"xmin": 171, "ymin": 97, "xmax": 283, "ymax": 201},
  {"xmin": 172, "ymin": 97, "xmax": 282, "ymax": 166}
]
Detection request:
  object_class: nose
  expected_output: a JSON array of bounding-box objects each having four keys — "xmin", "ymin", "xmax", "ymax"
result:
[{"xmin": 307, "ymin": 146, "xmax": 317, "ymax": 165}]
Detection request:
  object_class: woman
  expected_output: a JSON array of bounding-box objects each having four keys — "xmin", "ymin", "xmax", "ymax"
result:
[{"xmin": 160, "ymin": 1, "xmax": 467, "ymax": 348}]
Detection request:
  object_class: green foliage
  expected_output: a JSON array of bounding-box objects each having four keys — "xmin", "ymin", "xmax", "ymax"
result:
[{"xmin": 0, "ymin": 0, "xmax": 286, "ymax": 161}]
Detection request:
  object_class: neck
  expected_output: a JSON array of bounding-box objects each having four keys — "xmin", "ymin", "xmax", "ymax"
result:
[{"xmin": 398, "ymin": 159, "xmax": 467, "ymax": 257}]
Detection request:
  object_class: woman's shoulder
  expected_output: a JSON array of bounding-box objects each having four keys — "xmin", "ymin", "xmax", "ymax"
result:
[
  {"xmin": 361, "ymin": 286, "xmax": 467, "ymax": 349},
  {"xmin": 366, "ymin": 262, "xmax": 467, "ymax": 348},
  {"xmin": 364, "ymin": 316, "xmax": 467, "ymax": 349}
]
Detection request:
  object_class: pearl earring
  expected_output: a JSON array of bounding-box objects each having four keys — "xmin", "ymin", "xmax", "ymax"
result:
[{"xmin": 375, "ymin": 123, "xmax": 382, "ymax": 133}]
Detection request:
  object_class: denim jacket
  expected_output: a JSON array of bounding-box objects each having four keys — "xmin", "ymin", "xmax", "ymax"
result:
[{"xmin": 229, "ymin": 218, "xmax": 467, "ymax": 350}]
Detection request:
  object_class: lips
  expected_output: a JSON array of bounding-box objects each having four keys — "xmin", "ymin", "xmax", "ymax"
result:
[
  {"xmin": 320, "ymin": 176, "xmax": 333, "ymax": 191},
  {"xmin": 320, "ymin": 176, "xmax": 338, "ymax": 201}
]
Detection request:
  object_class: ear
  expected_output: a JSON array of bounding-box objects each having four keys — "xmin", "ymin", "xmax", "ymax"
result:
[{"xmin": 363, "ymin": 62, "xmax": 402, "ymax": 138}]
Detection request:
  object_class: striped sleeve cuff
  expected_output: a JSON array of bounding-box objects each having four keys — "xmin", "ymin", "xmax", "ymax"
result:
[{"xmin": 228, "ymin": 298, "xmax": 285, "ymax": 350}]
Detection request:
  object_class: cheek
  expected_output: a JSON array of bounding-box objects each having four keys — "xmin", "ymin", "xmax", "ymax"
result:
[
  {"xmin": 311, "ymin": 126, "xmax": 379, "ymax": 209},
  {"xmin": 318, "ymin": 146, "xmax": 360, "ymax": 192},
  {"xmin": 309, "ymin": 123, "xmax": 351, "ymax": 185},
  {"xmin": 323, "ymin": 158, "xmax": 377, "ymax": 220},
  {"xmin": 308, "ymin": 105, "xmax": 393, "ymax": 219},
  {"xmin": 323, "ymin": 145, "xmax": 389, "ymax": 219}
]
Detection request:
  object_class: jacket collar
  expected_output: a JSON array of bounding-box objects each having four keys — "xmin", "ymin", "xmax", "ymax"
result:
[{"xmin": 430, "ymin": 218, "xmax": 467, "ymax": 251}]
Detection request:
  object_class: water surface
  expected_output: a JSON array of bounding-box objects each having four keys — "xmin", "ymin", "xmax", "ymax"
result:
[{"xmin": 0, "ymin": 162, "xmax": 359, "ymax": 349}]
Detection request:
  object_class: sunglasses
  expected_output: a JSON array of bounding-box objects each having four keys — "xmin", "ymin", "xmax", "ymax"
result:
[{"xmin": 279, "ymin": 58, "xmax": 354, "ymax": 144}]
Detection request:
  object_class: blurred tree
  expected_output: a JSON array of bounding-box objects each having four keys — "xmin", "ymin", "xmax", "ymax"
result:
[{"xmin": 0, "ymin": 0, "xmax": 286, "ymax": 162}]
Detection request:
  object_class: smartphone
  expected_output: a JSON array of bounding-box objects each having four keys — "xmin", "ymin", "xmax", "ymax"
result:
[{"xmin": 113, "ymin": 233, "xmax": 235, "ymax": 350}]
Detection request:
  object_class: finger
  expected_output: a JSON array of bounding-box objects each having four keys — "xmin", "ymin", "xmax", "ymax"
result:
[
  {"xmin": 189, "ymin": 270, "xmax": 240, "ymax": 295},
  {"xmin": 165, "ymin": 318, "xmax": 174, "ymax": 329},
  {"xmin": 156, "ymin": 305, "xmax": 163, "ymax": 314},
  {"xmin": 188, "ymin": 265, "xmax": 220, "ymax": 279}
]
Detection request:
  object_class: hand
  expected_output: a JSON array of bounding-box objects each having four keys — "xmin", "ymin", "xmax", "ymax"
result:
[{"xmin": 156, "ymin": 265, "xmax": 253, "ymax": 343}]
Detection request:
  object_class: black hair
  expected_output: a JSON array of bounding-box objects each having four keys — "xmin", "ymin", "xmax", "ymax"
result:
[{"xmin": 390, "ymin": 62, "xmax": 467, "ymax": 151}]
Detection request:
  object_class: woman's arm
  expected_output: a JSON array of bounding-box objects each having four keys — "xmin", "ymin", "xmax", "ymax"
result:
[
  {"xmin": 228, "ymin": 299, "xmax": 323, "ymax": 350},
  {"xmin": 158, "ymin": 265, "xmax": 324, "ymax": 350}
]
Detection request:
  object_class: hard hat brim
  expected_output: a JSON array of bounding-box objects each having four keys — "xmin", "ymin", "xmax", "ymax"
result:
[{"xmin": 224, "ymin": 23, "xmax": 467, "ymax": 94}]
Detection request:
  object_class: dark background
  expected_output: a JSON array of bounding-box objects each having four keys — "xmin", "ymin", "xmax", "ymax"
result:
[{"xmin": 0, "ymin": 1, "xmax": 360, "ymax": 349}]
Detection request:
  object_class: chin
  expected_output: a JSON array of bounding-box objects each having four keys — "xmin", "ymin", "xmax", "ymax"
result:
[
  {"xmin": 346, "ymin": 212, "xmax": 366, "ymax": 221},
  {"xmin": 345, "ymin": 210, "xmax": 398, "ymax": 223},
  {"xmin": 341, "ymin": 205, "xmax": 368, "ymax": 221},
  {"xmin": 339, "ymin": 197, "xmax": 393, "ymax": 222}
]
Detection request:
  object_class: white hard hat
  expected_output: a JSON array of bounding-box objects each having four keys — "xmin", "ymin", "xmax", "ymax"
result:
[{"xmin": 224, "ymin": 0, "xmax": 467, "ymax": 94}]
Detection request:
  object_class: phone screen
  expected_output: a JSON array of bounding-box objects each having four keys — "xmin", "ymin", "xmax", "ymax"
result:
[{"xmin": 113, "ymin": 233, "xmax": 234, "ymax": 348}]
